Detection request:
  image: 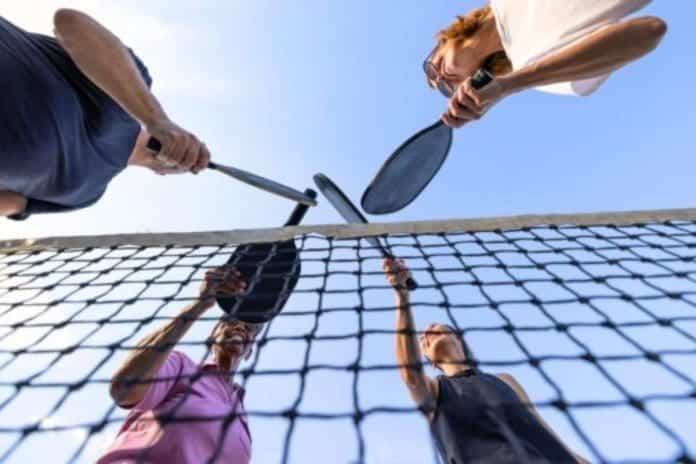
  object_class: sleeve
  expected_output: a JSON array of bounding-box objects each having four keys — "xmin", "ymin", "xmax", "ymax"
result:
[{"xmin": 132, "ymin": 351, "xmax": 188, "ymax": 412}]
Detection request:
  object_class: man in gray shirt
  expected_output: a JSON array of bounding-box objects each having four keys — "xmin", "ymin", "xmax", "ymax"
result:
[{"xmin": 0, "ymin": 10, "xmax": 210, "ymax": 220}]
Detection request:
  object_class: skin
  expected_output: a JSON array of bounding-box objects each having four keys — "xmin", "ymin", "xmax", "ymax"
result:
[
  {"xmin": 109, "ymin": 267, "xmax": 261, "ymax": 408},
  {"xmin": 428, "ymin": 8, "xmax": 667, "ymax": 128},
  {"xmin": 2, "ymin": 9, "xmax": 210, "ymax": 218},
  {"xmin": 383, "ymin": 258, "xmax": 589, "ymax": 464}
]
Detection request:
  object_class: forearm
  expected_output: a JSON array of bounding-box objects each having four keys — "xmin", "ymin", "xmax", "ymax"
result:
[
  {"xmin": 110, "ymin": 301, "xmax": 208, "ymax": 404},
  {"xmin": 0, "ymin": 191, "xmax": 27, "ymax": 217},
  {"xmin": 503, "ymin": 17, "xmax": 666, "ymax": 93},
  {"xmin": 53, "ymin": 9, "xmax": 166, "ymax": 126},
  {"xmin": 394, "ymin": 292, "xmax": 426, "ymax": 384}
]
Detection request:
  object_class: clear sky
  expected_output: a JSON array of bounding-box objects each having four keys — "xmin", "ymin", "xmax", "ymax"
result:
[{"xmin": 0, "ymin": 1, "xmax": 695, "ymax": 463}]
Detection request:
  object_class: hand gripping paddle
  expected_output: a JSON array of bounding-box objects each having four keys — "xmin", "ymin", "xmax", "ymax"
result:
[
  {"xmin": 361, "ymin": 69, "xmax": 492, "ymax": 215},
  {"xmin": 216, "ymin": 189, "xmax": 317, "ymax": 323},
  {"xmin": 147, "ymin": 138, "xmax": 317, "ymax": 207},
  {"xmin": 313, "ymin": 174, "xmax": 418, "ymax": 291}
]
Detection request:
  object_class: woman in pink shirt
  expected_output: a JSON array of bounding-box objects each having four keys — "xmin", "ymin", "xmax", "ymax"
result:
[{"xmin": 98, "ymin": 267, "xmax": 261, "ymax": 464}]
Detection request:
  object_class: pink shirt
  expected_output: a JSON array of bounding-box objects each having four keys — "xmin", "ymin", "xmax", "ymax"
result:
[{"xmin": 98, "ymin": 351, "xmax": 251, "ymax": 464}]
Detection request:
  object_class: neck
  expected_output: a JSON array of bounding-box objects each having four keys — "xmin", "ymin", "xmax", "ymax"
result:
[{"xmin": 440, "ymin": 359, "xmax": 472, "ymax": 378}]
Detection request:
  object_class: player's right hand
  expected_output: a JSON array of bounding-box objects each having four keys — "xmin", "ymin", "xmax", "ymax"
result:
[
  {"xmin": 383, "ymin": 258, "xmax": 412, "ymax": 290},
  {"xmin": 146, "ymin": 119, "xmax": 211, "ymax": 174},
  {"xmin": 198, "ymin": 266, "xmax": 247, "ymax": 308}
]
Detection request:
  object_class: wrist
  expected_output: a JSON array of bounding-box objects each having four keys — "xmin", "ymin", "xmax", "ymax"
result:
[
  {"xmin": 498, "ymin": 70, "xmax": 529, "ymax": 95},
  {"xmin": 141, "ymin": 105, "xmax": 168, "ymax": 130}
]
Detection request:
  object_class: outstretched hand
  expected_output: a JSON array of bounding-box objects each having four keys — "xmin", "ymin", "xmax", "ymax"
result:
[
  {"xmin": 146, "ymin": 119, "xmax": 211, "ymax": 174},
  {"xmin": 383, "ymin": 258, "xmax": 412, "ymax": 292},
  {"xmin": 198, "ymin": 266, "xmax": 247, "ymax": 309}
]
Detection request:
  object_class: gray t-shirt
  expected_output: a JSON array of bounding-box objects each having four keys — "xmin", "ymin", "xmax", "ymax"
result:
[{"xmin": 0, "ymin": 16, "xmax": 153, "ymax": 219}]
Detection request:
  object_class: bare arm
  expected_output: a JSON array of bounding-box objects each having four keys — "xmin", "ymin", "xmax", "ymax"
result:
[
  {"xmin": 503, "ymin": 17, "xmax": 667, "ymax": 93},
  {"xmin": 0, "ymin": 191, "xmax": 27, "ymax": 217},
  {"xmin": 384, "ymin": 259, "xmax": 438, "ymax": 415},
  {"xmin": 497, "ymin": 374, "xmax": 590, "ymax": 464},
  {"xmin": 52, "ymin": 9, "xmax": 209, "ymax": 172},
  {"xmin": 110, "ymin": 268, "xmax": 244, "ymax": 407}
]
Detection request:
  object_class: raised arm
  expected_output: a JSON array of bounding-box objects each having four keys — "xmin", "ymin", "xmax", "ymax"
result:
[
  {"xmin": 383, "ymin": 259, "xmax": 438, "ymax": 415},
  {"xmin": 497, "ymin": 374, "xmax": 590, "ymax": 464},
  {"xmin": 109, "ymin": 267, "xmax": 245, "ymax": 407},
  {"xmin": 501, "ymin": 16, "xmax": 667, "ymax": 94},
  {"xmin": 52, "ymin": 9, "xmax": 209, "ymax": 173}
]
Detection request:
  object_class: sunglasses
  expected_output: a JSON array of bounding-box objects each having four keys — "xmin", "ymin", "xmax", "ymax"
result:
[{"xmin": 423, "ymin": 47, "xmax": 457, "ymax": 98}]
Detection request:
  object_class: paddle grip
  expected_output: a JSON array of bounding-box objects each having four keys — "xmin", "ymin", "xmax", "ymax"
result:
[
  {"xmin": 471, "ymin": 69, "xmax": 493, "ymax": 90},
  {"xmin": 383, "ymin": 250, "xmax": 418, "ymax": 291},
  {"xmin": 284, "ymin": 190, "xmax": 318, "ymax": 226}
]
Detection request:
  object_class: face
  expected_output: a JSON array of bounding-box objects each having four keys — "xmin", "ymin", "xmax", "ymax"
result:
[
  {"xmin": 426, "ymin": 39, "xmax": 483, "ymax": 98},
  {"xmin": 419, "ymin": 323, "xmax": 466, "ymax": 367},
  {"xmin": 210, "ymin": 319, "xmax": 262, "ymax": 369}
]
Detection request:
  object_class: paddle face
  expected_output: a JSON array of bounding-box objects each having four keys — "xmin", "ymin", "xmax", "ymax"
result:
[
  {"xmin": 362, "ymin": 121, "xmax": 452, "ymax": 215},
  {"xmin": 216, "ymin": 189, "xmax": 316, "ymax": 323},
  {"xmin": 217, "ymin": 240, "xmax": 301, "ymax": 323},
  {"xmin": 362, "ymin": 69, "xmax": 493, "ymax": 215},
  {"xmin": 313, "ymin": 173, "xmax": 418, "ymax": 291}
]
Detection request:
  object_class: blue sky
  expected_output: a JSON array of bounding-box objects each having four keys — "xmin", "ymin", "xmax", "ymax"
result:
[{"xmin": 1, "ymin": 1, "xmax": 695, "ymax": 463}]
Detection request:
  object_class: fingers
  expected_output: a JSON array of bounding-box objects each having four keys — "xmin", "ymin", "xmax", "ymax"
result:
[
  {"xmin": 147, "ymin": 121, "xmax": 209, "ymax": 173},
  {"xmin": 193, "ymin": 143, "xmax": 210, "ymax": 174},
  {"xmin": 204, "ymin": 266, "xmax": 247, "ymax": 296},
  {"xmin": 441, "ymin": 82, "xmax": 484, "ymax": 129}
]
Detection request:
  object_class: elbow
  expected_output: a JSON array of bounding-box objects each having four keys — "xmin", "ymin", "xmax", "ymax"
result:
[
  {"xmin": 645, "ymin": 17, "xmax": 668, "ymax": 47},
  {"xmin": 634, "ymin": 17, "xmax": 668, "ymax": 51},
  {"xmin": 53, "ymin": 9, "xmax": 87, "ymax": 43},
  {"xmin": 109, "ymin": 377, "xmax": 136, "ymax": 408}
]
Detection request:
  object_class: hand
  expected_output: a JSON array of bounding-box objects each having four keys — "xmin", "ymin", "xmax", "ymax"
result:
[
  {"xmin": 382, "ymin": 258, "xmax": 412, "ymax": 291},
  {"xmin": 198, "ymin": 266, "xmax": 247, "ymax": 308},
  {"xmin": 146, "ymin": 119, "xmax": 211, "ymax": 174},
  {"xmin": 441, "ymin": 75, "xmax": 508, "ymax": 129}
]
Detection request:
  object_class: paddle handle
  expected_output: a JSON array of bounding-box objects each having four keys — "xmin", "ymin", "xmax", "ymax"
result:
[
  {"xmin": 471, "ymin": 68, "xmax": 493, "ymax": 90},
  {"xmin": 284, "ymin": 189, "xmax": 317, "ymax": 226}
]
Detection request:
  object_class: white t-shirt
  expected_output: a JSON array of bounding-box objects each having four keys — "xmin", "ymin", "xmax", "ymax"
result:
[{"xmin": 489, "ymin": 0, "xmax": 651, "ymax": 96}]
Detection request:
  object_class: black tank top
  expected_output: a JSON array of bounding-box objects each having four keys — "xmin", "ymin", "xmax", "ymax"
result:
[{"xmin": 430, "ymin": 370, "xmax": 576, "ymax": 463}]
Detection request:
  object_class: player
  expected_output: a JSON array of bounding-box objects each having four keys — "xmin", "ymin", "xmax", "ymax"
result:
[
  {"xmin": 383, "ymin": 258, "xmax": 590, "ymax": 463},
  {"xmin": 425, "ymin": 0, "xmax": 667, "ymax": 128},
  {"xmin": 99, "ymin": 267, "xmax": 259, "ymax": 463},
  {"xmin": 0, "ymin": 10, "xmax": 209, "ymax": 220}
]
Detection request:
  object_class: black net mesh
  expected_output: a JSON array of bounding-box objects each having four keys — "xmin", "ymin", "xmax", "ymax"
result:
[{"xmin": 1, "ymin": 219, "xmax": 695, "ymax": 463}]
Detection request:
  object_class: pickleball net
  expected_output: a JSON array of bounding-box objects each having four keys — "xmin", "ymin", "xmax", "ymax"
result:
[{"xmin": 1, "ymin": 208, "xmax": 695, "ymax": 463}]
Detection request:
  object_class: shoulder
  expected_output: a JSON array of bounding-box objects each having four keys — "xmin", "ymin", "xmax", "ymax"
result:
[
  {"xmin": 166, "ymin": 350, "xmax": 196, "ymax": 372},
  {"xmin": 495, "ymin": 373, "xmax": 530, "ymax": 400}
]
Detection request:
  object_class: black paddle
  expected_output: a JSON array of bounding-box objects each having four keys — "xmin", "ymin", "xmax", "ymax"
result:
[
  {"xmin": 361, "ymin": 69, "xmax": 492, "ymax": 215},
  {"xmin": 146, "ymin": 138, "xmax": 317, "ymax": 207},
  {"xmin": 313, "ymin": 174, "xmax": 418, "ymax": 291},
  {"xmin": 216, "ymin": 189, "xmax": 317, "ymax": 323}
]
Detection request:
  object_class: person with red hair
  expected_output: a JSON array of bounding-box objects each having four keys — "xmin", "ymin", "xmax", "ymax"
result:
[{"xmin": 424, "ymin": 1, "xmax": 667, "ymax": 129}]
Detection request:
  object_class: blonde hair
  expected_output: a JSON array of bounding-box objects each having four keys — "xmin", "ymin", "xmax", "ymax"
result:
[{"xmin": 435, "ymin": 6, "xmax": 512, "ymax": 76}]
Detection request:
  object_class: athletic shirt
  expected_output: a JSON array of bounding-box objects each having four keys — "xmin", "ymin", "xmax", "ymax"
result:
[
  {"xmin": 0, "ymin": 16, "xmax": 152, "ymax": 219},
  {"xmin": 489, "ymin": 0, "xmax": 652, "ymax": 96},
  {"xmin": 430, "ymin": 370, "xmax": 576, "ymax": 463},
  {"xmin": 98, "ymin": 351, "xmax": 252, "ymax": 464}
]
